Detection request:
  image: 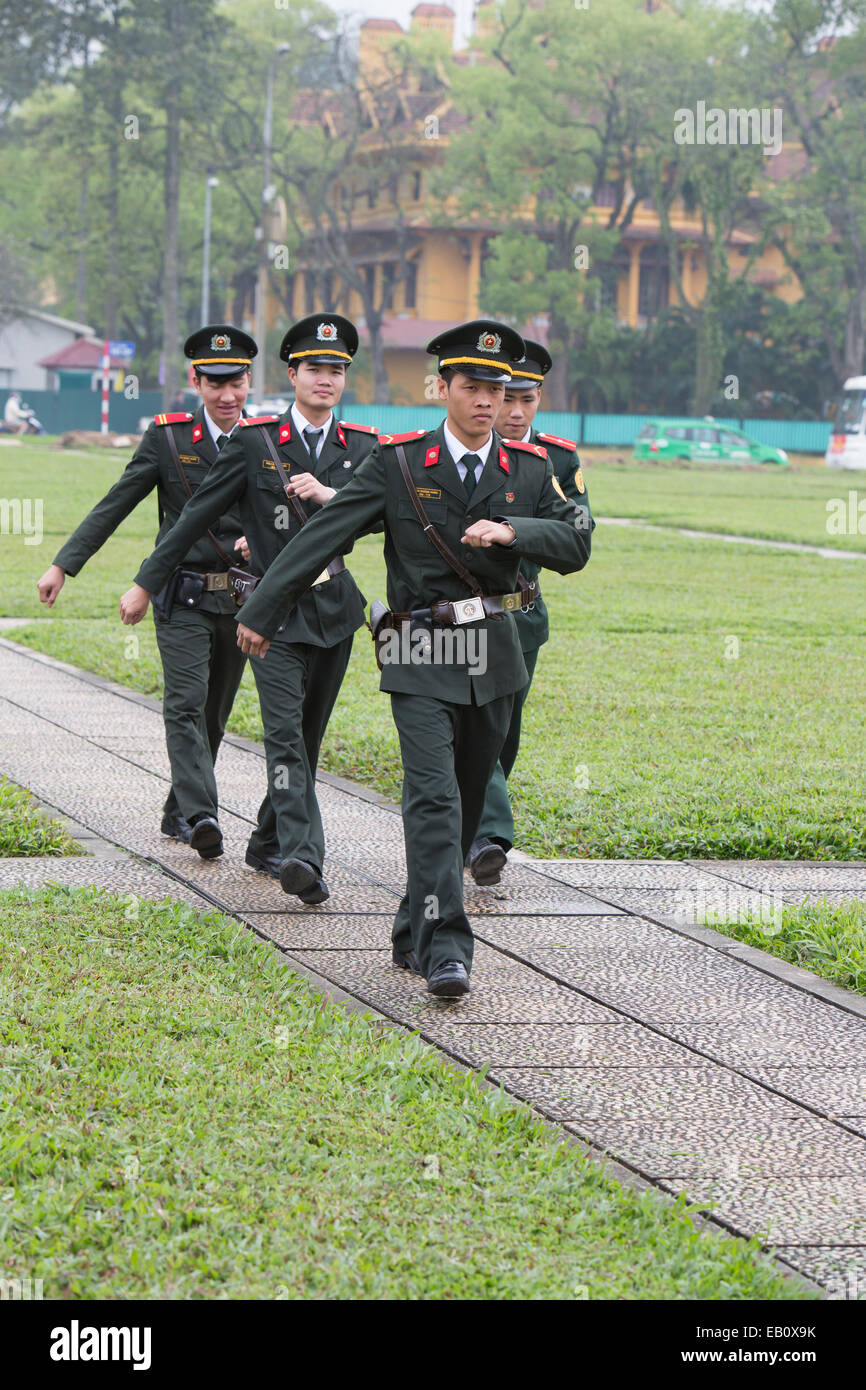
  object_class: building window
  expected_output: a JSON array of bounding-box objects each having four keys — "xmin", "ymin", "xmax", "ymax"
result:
[
  {"xmin": 382, "ymin": 263, "xmax": 396, "ymax": 310},
  {"xmin": 404, "ymin": 260, "xmax": 417, "ymax": 309},
  {"xmin": 595, "ymin": 181, "xmax": 618, "ymax": 209},
  {"xmin": 638, "ymin": 246, "xmax": 669, "ymax": 318}
]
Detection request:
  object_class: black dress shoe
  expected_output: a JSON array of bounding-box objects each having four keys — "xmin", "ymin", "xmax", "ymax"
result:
[
  {"xmin": 189, "ymin": 816, "xmax": 223, "ymax": 860},
  {"xmin": 465, "ymin": 837, "xmax": 507, "ymax": 886},
  {"xmin": 392, "ymin": 946, "xmax": 422, "ymax": 975},
  {"xmin": 279, "ymin": 857, "xmax": 329, "ymax": 904},
  {"xmin": 427, "ymin": 960, "xmax": 470, "ymax": 997},
  {"xmin": 160, "ymin": 812, "xmax": 192, "ymax": 844},
  {"xmin": 245, "ymin": 847, "xmax": 281, "ymax": 880}
]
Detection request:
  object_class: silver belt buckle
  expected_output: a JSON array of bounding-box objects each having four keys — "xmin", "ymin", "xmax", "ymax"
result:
[{"xmin": 451, "ymin": 597, "xmax": 484, "ymax": 625}]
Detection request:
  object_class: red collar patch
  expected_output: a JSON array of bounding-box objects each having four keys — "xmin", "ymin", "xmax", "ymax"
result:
[
  {"xmin": 537, "ymin": 432, "xmax": 577, "ymax": 452},
  {"xmin": 506, "ymin": 438, "xmax": 548, "ymax": 459},
  {"xmin": 425, "ymin": 445, "xmax": 440, "ymax": 467},
  {"xmin": 191, "ymin": 423, "xmax": 203, "ymax": 443},
  {"xmin": 279, "ymin": 422, "xmax": 292, "ymax": 444},
  {"xmin": 336, "ymin": 424, "xmax": 346, "ymax": 447},
  {"xmin": 498, "ymin": 446, "xmax": 510, "ymax": 474}
]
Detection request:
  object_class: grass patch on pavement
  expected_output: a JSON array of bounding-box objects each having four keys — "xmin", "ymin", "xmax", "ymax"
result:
[
  {"xmin": 0, "ymin": 776, "xmax": 81, "ymax": 857},
  {"xmin": 0, "ymin": 884, "xmax": 811, "ymax": 1300},
  {"xmin": 707, "ymin": 897, "xmax": 866, "ymax": 997},
  {"xmin": 5, "ymin": 440, "xmax": 866, "ymax": 859}
]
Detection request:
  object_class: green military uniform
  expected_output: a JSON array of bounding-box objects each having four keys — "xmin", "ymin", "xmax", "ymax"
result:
[
  {"xmin": 237, "ymin": 401, "xmax": 592, "ymax": 981},
  {"xmin": 134, "ymin": 404, "xmax": 377, "ymax": 873},
  {"xmin": 54, "ymin": 402, "xmax": 250, "ymax": 830},
  {"xmin": 475, "ymin": 427, "xmax": 593, "ymax": 849}
]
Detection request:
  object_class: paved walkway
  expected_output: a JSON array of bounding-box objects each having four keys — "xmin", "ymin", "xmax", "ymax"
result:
[
  {"xmin": 2, "ymin": 635, "xmax": 866, "ymax": 1299},
  {"xmin": 601, "ymin": 516, "xmax": 866, "ymax": 561}
]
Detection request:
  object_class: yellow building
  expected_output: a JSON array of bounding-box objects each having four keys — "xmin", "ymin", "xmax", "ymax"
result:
[{"xmin": 270, "ymin": 3, "xmax": 801, "ymax": 404}]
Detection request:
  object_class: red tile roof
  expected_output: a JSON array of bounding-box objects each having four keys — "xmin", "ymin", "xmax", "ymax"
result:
[{"xmin": 39, "ymin": 338, "xmax": 127, "ymax": 370}]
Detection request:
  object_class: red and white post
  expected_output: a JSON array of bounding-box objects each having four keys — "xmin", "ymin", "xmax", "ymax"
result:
[{"xmin": 100, "ymin": 341, "xmax": 110, "ymax": 434}]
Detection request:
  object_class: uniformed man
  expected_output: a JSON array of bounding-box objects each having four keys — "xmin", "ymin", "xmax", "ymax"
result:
[
  {"xmin": 466, "ymin": 340, "xmax": 594, "ymax": 885},
  {"xmin": 120, "ymin": 314, "xmax": 377, "ymax": 905},
  {"xmin": 232, "ymin": 320, "xmax": 593, "ymax": 996},
  {"xmin": 37, "ymin": 324, "xmax": 259, "ymax": 860}
]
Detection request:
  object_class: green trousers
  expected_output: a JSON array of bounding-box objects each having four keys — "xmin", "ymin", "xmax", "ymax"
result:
[
  {"xmin": 153, "ymin": 606, "xmax": 248, "ymax": 823},
  {"xmin": 246, "ymin": 634, "xmax": 354, "ymax": 868},
  {"xmin": 390, "ymin": 690, "xmax": 513, "ymax": 977},
  {"xmin": 474, "ymin": 645, "xmax": 539, "ymax": 850}
]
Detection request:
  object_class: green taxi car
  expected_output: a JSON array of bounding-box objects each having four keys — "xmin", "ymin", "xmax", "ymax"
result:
[{"xmin": 633, "ymin": 419, "xmax": 789, "ymax": 466}]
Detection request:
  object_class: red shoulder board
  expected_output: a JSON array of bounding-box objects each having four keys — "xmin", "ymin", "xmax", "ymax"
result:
[
  {"xmin": 154, "ymin": 412, "xmax": 193, "ymax": 425},
  {"xmin": 340, "ymin": 421, "xmax": 377, "ymax": 434},
  {"xmin": 425, "ymin": 445, "xmax": 440, "ymax": 467},
  {"xmin": 505, "ymin": 438, "xmax": 548, "ymax": 459},
  {"xmin": 378, "ymin": 430, "xmax": 426, "ymax": 446},
  {"xmin": 240, "ymin": 415, "xmax": 280, "ymax": 428},
  {"xmin": 537, "ymin": 432, "xmax": 577, "ymax": 452}
]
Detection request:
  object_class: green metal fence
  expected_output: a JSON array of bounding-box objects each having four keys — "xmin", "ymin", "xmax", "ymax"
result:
[{"xmin": 0, "ymin": 389, "xmax": 834, "ymax": 454}]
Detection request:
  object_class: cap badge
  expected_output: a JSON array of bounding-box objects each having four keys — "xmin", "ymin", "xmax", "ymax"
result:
[
  {"xmin": 211, "ymin": 333, "xmax": 230, "ymax": 351},
  {"xmin": 477, "ymin": 331, "xmax": 501, "ymax": 353},
  {"xmin": 316, "ymin": 322, "xmax": 338, "ymax": 341}
]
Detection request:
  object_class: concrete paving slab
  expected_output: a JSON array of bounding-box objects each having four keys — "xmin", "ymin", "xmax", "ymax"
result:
[
  {"xmin": 579, "ymin": 1117, "xmax": 866, "ymax": 1182},
  {"xmin": 658, "ymin": 1176, "xmax": 866, "ymax": 1244},
  {"xmin": 493, "ymin": 1065, "xmax": 803, "ymax": 1123}
]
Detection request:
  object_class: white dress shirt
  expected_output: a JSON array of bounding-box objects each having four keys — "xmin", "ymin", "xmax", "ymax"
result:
[
  {"xmin": 291, "ymin": 403, "xmax": 332, "ymax": 461},
  {"xmin": 442, "ymin": 421, "xmax": 493, "ymax": 483}
]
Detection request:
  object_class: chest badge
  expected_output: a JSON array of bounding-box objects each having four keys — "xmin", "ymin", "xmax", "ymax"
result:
[
  {"xmin": 342, "ymin": 459, "xmax": 352, "ymax": 468},
  {"xmin": 505, "ymin": 491, "xmax": 515, "ymax": 503}
]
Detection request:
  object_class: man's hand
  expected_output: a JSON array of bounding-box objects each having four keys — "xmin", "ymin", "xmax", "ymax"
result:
[
  {"xmin": 37, "ymin": 564, "xmax": 66, "ymax": 607},
  {"xmin": 461, "ymin": 520, "xmax": 516, "ymax": 548},
  {"xmin": 237, "ymin": 623, "xmax": 270, "ymax": 658},
  {"xmin": 285, "ymin": 472, "xmax": 336, "ymax": 505},
  {"xmin": 120, "ymin": 583, "xmax": 151, "ymax": 625},
  {"xmin": 235, "ymin": 535, "xmax": 251, "ymax": 563}
]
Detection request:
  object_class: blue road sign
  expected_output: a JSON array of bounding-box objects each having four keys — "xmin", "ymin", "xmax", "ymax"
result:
[{"xmin": 109, "ymin": 341, "xmax": 136, "ymax": 358}]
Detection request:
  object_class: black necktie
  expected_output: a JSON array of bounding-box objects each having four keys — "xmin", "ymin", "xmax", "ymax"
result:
[
  {"xmin": 461, "ymin": 453, "xmax": 482, "ymax": 499},
  {"xmin": 216, "ymin": 433, "xmax": 229, "ymax": 451},
  {"xmin": 304, "ymin": 426, "xmax": 323, "ymax": 460}
]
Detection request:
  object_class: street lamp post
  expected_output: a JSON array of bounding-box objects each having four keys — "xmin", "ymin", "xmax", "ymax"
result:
[
  {"xmin": 201, "ymin": 175, "xmax": 219, "ymax": 325},
  {"xmin": 253, "ymin": 43, "xmax": 290, "ymax": 404}
]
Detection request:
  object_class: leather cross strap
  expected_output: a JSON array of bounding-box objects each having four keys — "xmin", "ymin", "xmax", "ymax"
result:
[
  {"xmin": 258, "ymin": 426, "xmax": 345, "ymax": 579},
  {"xmin": 164, "ymin": 424, "xmax": 237, "ymax": 569},
  {"xmin": 395, "ymin": 444, "xmax": 483, "ymax": 598}
]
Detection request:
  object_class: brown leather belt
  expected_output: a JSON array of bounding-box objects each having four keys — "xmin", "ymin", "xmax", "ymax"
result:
[
  {"xmin": 196, "ymin": 555, "xmax": 344, "ymax": 592},
  {"xmin": 389, "ymin": 580, "xmax": 540, "ymax": 628}
]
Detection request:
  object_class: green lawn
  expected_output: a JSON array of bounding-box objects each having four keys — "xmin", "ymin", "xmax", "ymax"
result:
[
  {"xmin": 4, "ymin": 439, "xmax": 866, "ymax": 859},
  {"xmin": 707, "ymin": 897, "xmax": 866, "ymax": 997},
  {"xmin": 581, "ymin": 451, "xmax": 866, "ymax": 551},
  {"xmin": 0, "ymin": 775, "xmax": 81, "ymax": 857},
  {"xmin": 0, "ymin": 884, "xmax": 812, "ymax": 1300}
]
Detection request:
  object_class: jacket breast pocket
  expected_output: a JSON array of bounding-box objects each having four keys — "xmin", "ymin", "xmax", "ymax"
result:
[
  {"xmin": 256, "ymin": 471, "xmax": 286, "ymax": 496},
  {"xmin": 487, "ymin": 502, "xmax": 533, "ymax": 520},
  {"xmin": 397, "ymin": 497, "xmax": 449, "ymax": 526}
]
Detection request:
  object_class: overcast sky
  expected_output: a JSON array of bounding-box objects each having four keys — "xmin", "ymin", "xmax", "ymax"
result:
[{"xmin": 328, "ymin": 0, "xmax": 478, "ymax": 47}]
